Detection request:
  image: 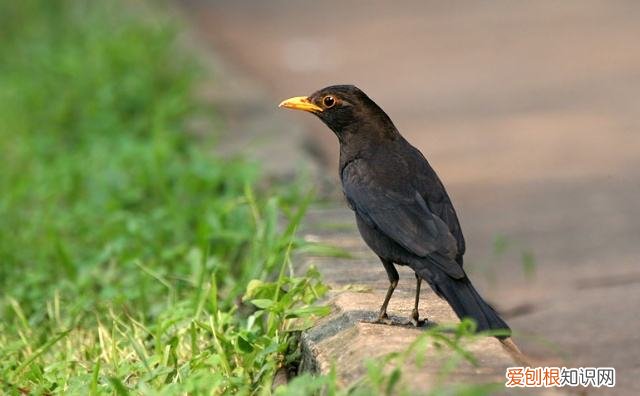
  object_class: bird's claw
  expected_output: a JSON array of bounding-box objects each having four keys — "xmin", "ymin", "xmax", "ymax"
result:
[
  {"xmin": 410, "ymin": 309, "xmax": 427, "ymax": 327},
  {"xmin": 373, "ymin": 312, "xmax": 394, "ymax": 325},
  {"xmin": 365, "ymin": 312, "xmax": 427, "ymax": 327},
  {"xmin": 363, "ymin": 312, "xmax": 394, "ymax": 325}
]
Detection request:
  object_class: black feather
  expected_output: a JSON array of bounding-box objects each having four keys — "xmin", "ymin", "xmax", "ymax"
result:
[{"xmin": 417, "ymin": 263, "xmax": 511, "ymax": 337}]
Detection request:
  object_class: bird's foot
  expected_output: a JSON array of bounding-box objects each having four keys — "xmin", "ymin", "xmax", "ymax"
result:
[
  {"xmin": 363, "ymin": 312, "xmax": 395, "ymax": 325},
  {"xmin": 374, "ymin": 312, "xmax": 394, "ymax": 325},
  {"xmin": 410, "ymin": 309, "xmax": 427, "ymax": 327}
]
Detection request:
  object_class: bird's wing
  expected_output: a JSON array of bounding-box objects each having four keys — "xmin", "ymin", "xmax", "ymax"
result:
[
  {"xmin": 424, "ymin": 194, "xmax": 466, "ymax": 265},
  {"xmin": 342, "ymin": 160, "xmax": 464, "ymax": 278},
  {"xmin": 410, "ymin": 146, "xmax": 467, "ymax": 264}
]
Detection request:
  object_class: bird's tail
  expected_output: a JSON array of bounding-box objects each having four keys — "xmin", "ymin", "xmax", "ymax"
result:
[{"xmin": 419, "ymin": 267, "xmax": 511, "ymax": 338}]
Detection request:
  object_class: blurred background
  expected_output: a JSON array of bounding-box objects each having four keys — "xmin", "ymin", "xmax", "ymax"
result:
[{"xmin": 180, "ymin": 0, "xmax": 640, "ymax": 391}]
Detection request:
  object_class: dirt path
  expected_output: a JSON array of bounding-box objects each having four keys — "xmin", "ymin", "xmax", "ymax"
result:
[{"xmin": 180, "ymin": 1, "xmax": 640, "ymax": 393}]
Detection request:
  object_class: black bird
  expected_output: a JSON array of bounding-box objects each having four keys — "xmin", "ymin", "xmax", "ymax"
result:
[{"xmin": 279, "ymin": 85, "xmax": 510, "ymax": 336}]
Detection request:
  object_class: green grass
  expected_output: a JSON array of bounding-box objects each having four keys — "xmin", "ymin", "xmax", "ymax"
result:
[{"xmin": 0, "ymin": 1, "xmax": 328, "ymax": 394}]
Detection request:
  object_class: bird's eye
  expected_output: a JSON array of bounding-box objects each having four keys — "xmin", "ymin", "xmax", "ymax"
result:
[{"xmin": 323, "ymin": 96, "xmax": 335, "ymax": 108}]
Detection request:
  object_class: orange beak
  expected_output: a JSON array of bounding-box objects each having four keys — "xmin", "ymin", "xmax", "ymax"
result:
[{"xmin": 278, "ymin": 96, "xmax": 323, "ymax": 113}]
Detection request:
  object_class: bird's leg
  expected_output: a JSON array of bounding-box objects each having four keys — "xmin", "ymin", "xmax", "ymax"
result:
[
  {"xmin": 411, "ymin": 273, "xmax": 426, "ymax": 327},
  {"xmin": 373, "ymin": 259, "xmax": 398, "ymax": 325},
  {"xmin": 377, "ymin": 279, "xmax": 398, "ymax": 323}
]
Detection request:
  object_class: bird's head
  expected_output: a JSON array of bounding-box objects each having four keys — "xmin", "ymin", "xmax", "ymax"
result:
[{"xmin": 279, "ymin": 85, "xmax": 398, "ymax": 144}]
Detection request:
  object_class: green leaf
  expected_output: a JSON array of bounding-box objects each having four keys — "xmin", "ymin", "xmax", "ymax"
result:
[
  {"xmin": 244, "ymin": 279, "xmax": 266, "ymax": 300},
  {"xmin": 236, "ymin": 335, "xmax": 254, "ymax": 353},
  {"xmin": 385, "ymin": 368, "xmax": 402, "ymax": 395},
  {"xmin": 251, "ymin": 299, "xmax": 274, "ymax": 309},
  {"xmin": 285, "ymin": 305, "xmax": 331, "ymax": 319},
  {"xmin": 108, "ymin": 377, "xmax": 130, "ymax": 396}
]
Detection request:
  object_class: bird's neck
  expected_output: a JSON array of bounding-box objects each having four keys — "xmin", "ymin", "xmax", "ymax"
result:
[
  {"xmin": 338, "ymin": 128, "xmax": 403, "ymax": 174},
  {"xmin": 335, "ymin": 106, "xmax": 403, "ymax": 171}
]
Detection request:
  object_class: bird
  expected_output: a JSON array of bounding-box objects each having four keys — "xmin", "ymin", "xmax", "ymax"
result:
[{"xmin": 279, "ymin": 85, "xmax": 510, "ymax": 337}]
